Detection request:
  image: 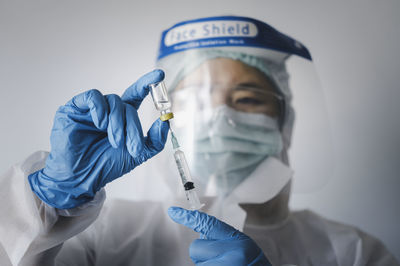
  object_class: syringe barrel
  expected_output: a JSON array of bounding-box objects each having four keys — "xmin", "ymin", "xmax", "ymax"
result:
[
  {"xmin": 149, "ymin": 81, "xmax": 171, "ymax": 113},
  {"xmin": 172, "ymin": 132, "xmax": 205, "ymax": 210},
  {"xmin": 173, "ymin": 149, "xmax": 192, "ymax": 185}
]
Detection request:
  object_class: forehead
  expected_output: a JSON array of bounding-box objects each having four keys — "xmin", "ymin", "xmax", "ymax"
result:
[{"xmin": 176, "ymin": 57, "xmax": 273, "ymax": 89}]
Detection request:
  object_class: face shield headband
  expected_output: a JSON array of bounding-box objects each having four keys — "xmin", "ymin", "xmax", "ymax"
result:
[{"xmin": 156, "ymin": 15, "xmax": 311, "ymax": 62}]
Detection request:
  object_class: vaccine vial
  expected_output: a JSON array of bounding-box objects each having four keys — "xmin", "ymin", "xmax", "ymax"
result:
[{"xmin": 149, "ymin": 81, "xmax": 174, "ymax": 121}]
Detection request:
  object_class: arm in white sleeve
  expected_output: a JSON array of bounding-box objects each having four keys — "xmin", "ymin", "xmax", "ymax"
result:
[{"xmin": 0, "ymin": 151, "xmax": 105, "ymax": 266}]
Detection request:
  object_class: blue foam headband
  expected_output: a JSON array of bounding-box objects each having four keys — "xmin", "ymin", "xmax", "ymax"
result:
[{"xmin": 157, "ymin": 16, "xmax": 312, "ymax": 61}]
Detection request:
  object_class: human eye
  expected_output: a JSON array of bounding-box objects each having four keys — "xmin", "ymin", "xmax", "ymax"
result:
[
  {"xmin": 228, "ymin": 88, "xmax": 281, "ymax": 117},
  {"xmin": 231, "ymin": 91, "xmax": 264, "ymax": 105}
]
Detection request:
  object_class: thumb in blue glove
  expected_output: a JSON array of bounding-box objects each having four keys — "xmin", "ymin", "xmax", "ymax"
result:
[
  {"xmin": 168, "ymin": 206, "xmax": 272, "ymax": 266},
  {"xmin": 29, "ymin": 69, "xmax": 169, "ymax": 209}
]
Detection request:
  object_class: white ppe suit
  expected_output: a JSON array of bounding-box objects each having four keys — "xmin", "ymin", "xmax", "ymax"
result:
[{"xmin": 0, "ymin": 151, "xmax": 397, "ymax": 266}]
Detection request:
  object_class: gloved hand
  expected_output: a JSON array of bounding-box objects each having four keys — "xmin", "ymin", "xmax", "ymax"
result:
[
  {"xmin": 28, "ymin": 69, "xmax": 169, "ymax": 209},
  {"xmin": 168, "ymin": 207, "xmax": 272, "ymax": 266}
]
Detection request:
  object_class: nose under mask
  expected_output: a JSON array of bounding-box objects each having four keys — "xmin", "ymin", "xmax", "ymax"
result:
[{"xmin": 176, "ymin": 105, "xmax": 283, "ymax": 197}]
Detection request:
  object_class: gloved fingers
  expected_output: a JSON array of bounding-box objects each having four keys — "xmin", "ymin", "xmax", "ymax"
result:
[
  {"xmin": 67, "ymin": 89, "xmax": 109, "ymax": 130},
  {"xmin": 125, "ymin": 104, "xmax": 145, "ymax": 157},
  {"xmin": 105, "ymin": 94, "xmax": 126, "ymax": 148},
  {"xmin": 142, "ymin": 119, "xmax": 169, "ymax": 158},
  {"xmin": 200, "ymin": 253, "xmax": 254, "ymax": 265},
  {"xmin": 167, "ymin": 207, "xmax": 242, "ymax": 240},
  {"xmin": 189, "ymin": 239, "xmax": 234, "ymax": 263},
  {"xmin": 193, "ymin": 257, "xmax": 230, "ymax": 266},
  {"xmin": 121, "ymin": 69, "xmax": 165, "ymax": 109}
]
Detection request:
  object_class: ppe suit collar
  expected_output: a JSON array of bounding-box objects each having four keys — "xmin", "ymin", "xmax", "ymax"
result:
[
  {"xmin": 228, "ymin": 156, "xmax": 292, "ymax": 203},
  {"xmin": 206, "ymin": 156, "xmax": 293, "ymax": 231}
]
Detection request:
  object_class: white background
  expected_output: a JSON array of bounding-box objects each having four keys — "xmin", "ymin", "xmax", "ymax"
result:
[{"xmin": 1, "ymin": 0, "xmax": 399, "ymax": 261}]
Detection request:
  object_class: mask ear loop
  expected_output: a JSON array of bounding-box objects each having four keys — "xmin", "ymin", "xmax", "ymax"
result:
[
  {"xmin": 261, "ymin": 57, "xmax": 290, "ymax": 131},
  {"xmin": 253, "ymin": 61, "xmax": 287, "ymax": 130},
  {"xmin": 268, "ymin": 72, "xmax": 286, "ymax": 131},
  {"xmin": 263, "ymin": 75, "xmax": 286, "ymax": 131},
  {"xmin": 276, "ymin": 95, "xmax": 286, "ymax": 131}
]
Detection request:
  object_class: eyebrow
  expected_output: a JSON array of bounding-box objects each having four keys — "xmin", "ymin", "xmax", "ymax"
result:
[
  {"xmin": 208, "ymin": 82, "xmax": 265, "ymax": 92},
  {"xmin": 233, "ymin": 82, "xmax": 265, "ymax": 89},
  {"xmin": 182, "ymin": 82, "xmax": 270, "ymax": 94}
]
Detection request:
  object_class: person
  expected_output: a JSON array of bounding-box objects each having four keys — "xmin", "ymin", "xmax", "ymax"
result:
[{"xmin": 0, "ymin": 15, "xmax": 398, "ymax": 266}]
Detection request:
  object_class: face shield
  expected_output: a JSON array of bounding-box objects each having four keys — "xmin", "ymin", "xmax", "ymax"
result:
[{"xmin": 155, "ymin": 16, "xmax": 333, "ymax": 199}]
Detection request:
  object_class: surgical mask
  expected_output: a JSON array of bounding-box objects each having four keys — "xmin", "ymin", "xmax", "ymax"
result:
[{"xmin": 177, "ymin": 105, "xmax": 283, "ymax": 197}]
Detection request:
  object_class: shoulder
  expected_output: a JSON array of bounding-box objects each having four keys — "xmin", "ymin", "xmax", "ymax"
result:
[{"xmin": 290, "ymin": 210, "xmax": 398, "ymax": 265}]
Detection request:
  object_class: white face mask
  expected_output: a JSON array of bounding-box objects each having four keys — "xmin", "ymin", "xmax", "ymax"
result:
[{"xmin": 178, "ymin": 105, "xmax": 283, "ymax": 197}]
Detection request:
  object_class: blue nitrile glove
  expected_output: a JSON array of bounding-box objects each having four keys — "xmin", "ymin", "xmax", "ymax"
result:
[
  {"xmin": 28, "ymin": 69, "xmax": 169, "ymax": 209},
  {"xmin": 168, "ymin": 207, "xmax": 272, "ymax": 266}
]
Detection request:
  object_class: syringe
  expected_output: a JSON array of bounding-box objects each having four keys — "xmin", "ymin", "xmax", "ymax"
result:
[
  {"xmin": 170, "ymin": 129, "xmax": 204, "ymax": 210},
  {"xmin": 149, "ymin": 80, "xmax": 204, "ymax": 210}
]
